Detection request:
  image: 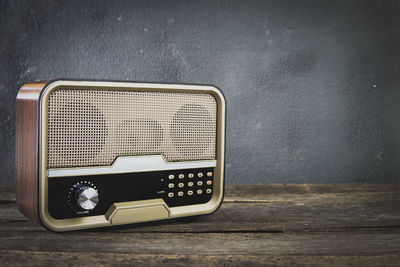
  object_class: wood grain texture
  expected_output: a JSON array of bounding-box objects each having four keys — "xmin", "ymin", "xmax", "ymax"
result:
[
  {"xmin": 15, "ymin": 81, "xmax": 48, "ymax": 222},
  {"xmin": 2, "ymin": 184, "xmax": 400, "ymax": 266}
]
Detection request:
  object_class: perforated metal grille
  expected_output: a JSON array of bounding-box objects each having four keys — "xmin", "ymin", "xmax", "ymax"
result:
[{"xmin": 47, "ymin": 88, "xmax": 217, "ymax": 168}]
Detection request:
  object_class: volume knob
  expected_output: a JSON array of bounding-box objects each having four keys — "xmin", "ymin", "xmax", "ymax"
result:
[{"xmin": 76, "ymin": 186, "xmax": 99, "ymax": 211}]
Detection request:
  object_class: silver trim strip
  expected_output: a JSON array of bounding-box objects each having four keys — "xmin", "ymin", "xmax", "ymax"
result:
[{"xmin": 47, "ymin": 155, "xmax": 217, "ymax": 178}]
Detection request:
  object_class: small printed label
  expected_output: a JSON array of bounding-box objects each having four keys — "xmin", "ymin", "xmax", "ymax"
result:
[{"xmin": 77, "ymin": 210, "xmax": 89, "ymax": 215}]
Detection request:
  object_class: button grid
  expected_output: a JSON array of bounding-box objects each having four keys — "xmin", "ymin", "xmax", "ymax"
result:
[{"xmin": 165, "ymin": 169, "xmax": 214, "ymax": 201}]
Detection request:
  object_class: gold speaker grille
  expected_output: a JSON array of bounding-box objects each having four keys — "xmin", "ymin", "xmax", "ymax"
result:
[{"xmin": 47, "ymin": 89, "xmax": 217, "ymax": 168}]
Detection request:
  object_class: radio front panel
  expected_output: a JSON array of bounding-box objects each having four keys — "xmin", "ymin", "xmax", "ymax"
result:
[{"xmin": 48, "ymin": 167, "xmax": 215, "ymax": 219}]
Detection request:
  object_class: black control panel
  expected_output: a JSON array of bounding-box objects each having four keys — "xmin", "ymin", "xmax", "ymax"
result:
[{"xmin": 48, "ymin": 168, "xmax": 215, "ymax": 219}]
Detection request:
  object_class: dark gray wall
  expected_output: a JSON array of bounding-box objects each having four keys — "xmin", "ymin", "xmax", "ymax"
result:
[{"xmin": 1, "ymin": 0, "xmax": 400, "ymax": 184}]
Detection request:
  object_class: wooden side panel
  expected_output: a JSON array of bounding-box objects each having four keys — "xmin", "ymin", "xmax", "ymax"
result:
[{"xmin": 16, "ymin": 82, "xmax": 48, "ymax": 222}]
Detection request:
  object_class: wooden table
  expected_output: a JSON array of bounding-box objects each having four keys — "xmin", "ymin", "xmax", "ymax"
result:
[{"xmin": 1, "ymin": 184, "xmax": 399, "ymax": 266}]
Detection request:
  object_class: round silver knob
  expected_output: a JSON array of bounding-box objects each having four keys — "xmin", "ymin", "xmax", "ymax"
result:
[{"xmin": 76, "ymin": 186, "xmax": 99, "ymax": 210}]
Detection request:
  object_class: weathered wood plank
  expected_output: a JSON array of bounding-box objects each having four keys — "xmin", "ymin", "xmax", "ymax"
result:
[
  {"xmin": 225, "ymin": 184, "xmax": 400, "ymax": 202},
  {"xmin": 0, "ymin": 250, "xmax": 399, "ymax": 267},
  {"xmin": 1, "ymin": 251, "xmax": 399, "ymax": 267},
  {"xmin": 1, "ymin": 199, "xmax": 400, "ymax": 233},
  {"xmin": 1, "ymin": 231, "xmax": 400, "ymax": 255}
]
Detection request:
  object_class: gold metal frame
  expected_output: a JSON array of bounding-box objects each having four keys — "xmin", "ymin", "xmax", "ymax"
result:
[{"xmin": 38, "ymin": 80, "xmax": 226, "ymax": 231}]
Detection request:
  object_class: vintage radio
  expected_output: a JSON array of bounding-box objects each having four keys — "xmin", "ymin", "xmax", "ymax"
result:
[{"xmin": 16, "ymin": 80, "xmax": 225, "ymax": 231}]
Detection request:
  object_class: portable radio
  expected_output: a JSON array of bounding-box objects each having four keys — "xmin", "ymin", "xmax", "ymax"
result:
[{"xmin": 16, "ymin": 79, "xmax": 225, "ymax": 231}]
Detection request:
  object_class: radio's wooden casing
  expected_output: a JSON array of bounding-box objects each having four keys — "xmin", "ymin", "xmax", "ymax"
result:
[
  {"xmin": 16, "ymin": 80, "xmax": 226, "ymax": 231},
  {"xmin": 16, "ymin": 81, "xmax": 49, "ymax": 222}
]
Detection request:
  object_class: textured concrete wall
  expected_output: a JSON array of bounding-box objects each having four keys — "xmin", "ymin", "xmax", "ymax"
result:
[{"xmin": 1, "ymin": 0, "xmax": 400, "ymax": 184}]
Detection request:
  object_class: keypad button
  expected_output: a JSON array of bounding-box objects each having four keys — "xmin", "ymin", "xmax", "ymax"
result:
[
  {"xmin": 168, "ymin": 183, "xmax": 174, "ymax": 188},
  {"xmin": 178, "ymin": 191, "xmax": 184, "ymax": 197},
  {"xmin": 188, "ymin": 182, "xmax": 194, "ymax": 187},
  {"xmin": 188, "ymin": 173, "xmax": 194, "ymax": 178},
  {"xmin": 178, "ymin": 174, "xmax": 184, "ymax": 179},
  {"xmin": 188, "ymin": 190, "xmax": 193, "ymax": 196},
  {"xmin": 206, "ymin": 189, "xmax": 212, "ymax": 194},
  {"xmin": 197, "ymin": 181, "xmax": 203, "ymax": 186},
  {"xmin": 178, "ymin": 183, "xmax": 184, "ymax": 188},
  {"xmin": 168, "ymin": 192, "xmax": 174, "ymax": 197},
  {"xmin": 197, "ymin": 189, "xmax": 203, "ymax": 195},
  {"xmin": 198, "ymin": 173, "xmax": 203, "ymax": 178},
  {"xmin": 206, "ymin": 180, "xmax": 212, "ymax": 185},
  {"xmin": 168, "ymin": 174, "xmax": 174, "ymax": 180},
  {"xmin": 207, "ymin": 172, "xmax": 213, "ymax": 177}
]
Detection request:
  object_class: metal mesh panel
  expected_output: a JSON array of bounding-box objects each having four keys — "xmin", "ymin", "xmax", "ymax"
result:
[{"xmin": 47, "ymin": 89, "xmax": 217, "ymax": 168}]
